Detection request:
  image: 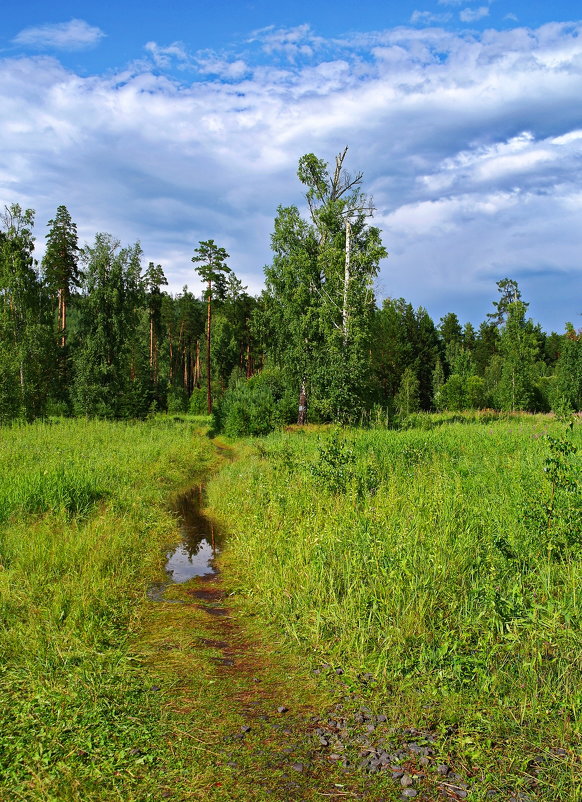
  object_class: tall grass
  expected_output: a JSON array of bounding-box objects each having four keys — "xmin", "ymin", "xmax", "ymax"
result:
[
  {"xmin": 0, "ymin": 416, "xmax": 214, "ymax": 800},
  {"xmin": 207, "ymin": 415, "xmax": 581, "ymax": 791}
]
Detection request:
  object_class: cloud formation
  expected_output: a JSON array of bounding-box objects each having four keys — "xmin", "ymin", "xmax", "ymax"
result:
[
  {"xmin": 12, "ymin": 19, "xmax": 105, "ymax": 51},
  {"xmin": 1, "ymin": 20, "xmax": 581, "ymax": 330},
  {"xmin": 459, "ymin": 6, "xmax": 490, "ymax": 23}
]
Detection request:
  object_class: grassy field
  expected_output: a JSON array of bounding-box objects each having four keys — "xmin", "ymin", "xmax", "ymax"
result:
[
  {"xmin": 0, "ymin": 416, "xmax": 215, "ymax": 800},
  {"xmin": 1, "ymin": 412, "xmax": 580, "ymax": 800},
  {"xmin": 207, "ymin": 413, "xmax": 582, "ymax": 799}
]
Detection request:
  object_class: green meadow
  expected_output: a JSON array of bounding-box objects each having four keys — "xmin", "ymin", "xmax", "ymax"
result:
[
  {"xmin": 0, "ymin": 413, "xmax": 580, "ymax": 800},
  {"xmin": 207, "ymin": 414, "xmax": 581, "ymax": 796},
  {"xmin": 0, "ymin": 416, "xmax": 214, "ymax": 800}
]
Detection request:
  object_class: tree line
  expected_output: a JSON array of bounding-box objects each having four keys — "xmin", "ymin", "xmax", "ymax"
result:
[{"xmin": 1, "ymin": 149, "xmax": 580, "ymax": 431}]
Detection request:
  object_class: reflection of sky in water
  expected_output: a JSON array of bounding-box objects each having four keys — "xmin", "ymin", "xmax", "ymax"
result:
[
  {"xmin": 165, "ymin": 539, "xmax": 217, "ymax": 582},
  {"xmin": 163, "ymin": 487, "xmax": 223, "ymax": 583}
]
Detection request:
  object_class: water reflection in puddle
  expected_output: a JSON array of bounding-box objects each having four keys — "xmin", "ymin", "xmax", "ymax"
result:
[{"xmin": 165, "ymin": 486, "xmax": 222, "ymax": 582}]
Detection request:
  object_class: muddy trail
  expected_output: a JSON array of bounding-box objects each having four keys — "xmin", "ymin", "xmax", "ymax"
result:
[{"xmin": 138, "ymin": 453, "xmax": 544, "ymax": 802}]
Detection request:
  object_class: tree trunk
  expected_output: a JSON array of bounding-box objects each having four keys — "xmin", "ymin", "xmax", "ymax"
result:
[
  {"xmin": 246, "ymin": 342, "xmax": 252, "ymax": 378},
  {"xmin": 342, "ymin": 218, "xmax": 351, "ymax": 345},
  {"xmin": 194, "ymin": 339, "xmax": 200, "ymax": 387},
  {"xmin": 297, "ymin": 380, "xmax": 307, "ymax": 425},
  {"xmin": 206, "ymin": 279, "xmax": 212, "ymax": 414},
  {"xmin": 149, "ymin": 314, "xmax": 154, "ymax": 368}
]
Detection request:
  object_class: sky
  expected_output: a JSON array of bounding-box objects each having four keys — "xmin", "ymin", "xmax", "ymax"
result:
[{"xmin": 1, "ymin": 0, "xmax": 582, "ymax": 333}]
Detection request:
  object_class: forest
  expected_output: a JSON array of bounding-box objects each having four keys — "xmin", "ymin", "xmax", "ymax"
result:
[{"xmin": 1, "ymin": 149, "xmax": 580, "ymax": 431}]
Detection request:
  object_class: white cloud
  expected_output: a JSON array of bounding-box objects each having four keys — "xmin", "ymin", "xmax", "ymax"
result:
[
  {"xmin": 2, "ymin": 21, "xmax": 582, "ymax": 329},
  {"xmin": 144, "ymin": 41, "xmax": 189, "ymax": 70},
  {"xmin": 13, "ymin": 19, "xmax": 105, "ymax": 51},
  {"xmin": 248, "ymin": 24, "xmax": 325, "ymax": 61},
  {"xmin": 411, "ymin": 10, "xmax": 453, "ymax": 25},
  {"xmin": 459, "ymin": 6, "xmax": 490, "ymax": 23}
]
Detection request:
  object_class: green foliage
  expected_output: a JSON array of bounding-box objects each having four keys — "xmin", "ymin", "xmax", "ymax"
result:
[
  {"xmin": 438, "ymin": 373, "xmax": 466, "ymax": 411},
  {"xmin": 551, "ymin": 325, "xmax": 582, "ymax": 412},
  {"xmin": 42, "ymin": 204, "xmax": 80, "ymax": 304},
  {"xmin": 395, "ymin": 366, "xmax": 420, "ymax": 416},
  {"xmin": 214, "ymin": 368, "xmax": 296, "ymax": 437},
  {"xmin": 72, "ymin": 234, "xmax": 148, "ymax": 418},
  {"xmin": 465, "ymin": 374, "xmax": 488, "ymax": 409},
  {"xmin": 264, "ymin": 149, "xmax": 387, "ymax": 424},
  {"xmin": 371, "ymin": 299, "xmax": 439, "ymax": 411},
  {"xmin": 308, "ymin": 429, "xmax": 356, "ymax": 493},
  {"xmin": 188, "ymin": 386, "xmax": 208, "ymax": 414},
  {"xmin": 495, "ymin": 301, "xmax": 541, "ymax": 411},
  {"xmin": 524, "ymin": 421, "xmax": 581, "ymax": 556}
]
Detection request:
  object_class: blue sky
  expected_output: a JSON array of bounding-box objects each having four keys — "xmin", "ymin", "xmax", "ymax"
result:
[{"xmin": 1, "ymin": 1, "xmax": 581, "ymax": 331}]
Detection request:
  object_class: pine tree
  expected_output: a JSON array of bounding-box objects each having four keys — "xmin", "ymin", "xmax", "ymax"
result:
[
  {"xmin": 43, "ymin": 206, "xmax": 80, "ymax": 348},
  {"xmin": 192, "ymin": 240, "xmax": 230, "ymax": 414}
]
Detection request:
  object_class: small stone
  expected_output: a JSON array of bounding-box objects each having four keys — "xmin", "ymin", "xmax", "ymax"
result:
[
  {"xmin": 366, "ymin": 724, "xmax": 376, "ymax": 733},
  {"xmin": 377, "ymin": 714, "xmax": 387, "ymax": 722},
  {"xmin": 419, "ymin": 756, "xmax": 430, "ymax": 767},
  {"xmin": 329, "ymin": 753, "xmax": 342, "ymax": 761},
  {"xmin": 319, "ymin": 737, "xmax": 329, "ymax": 746},
  {"xmin": 455, "ymin": 792, "xmax": 468, "ymax": 800},
  {"xmin": 277, "ymin": 706, "xmax": 288, "ymax": 714},
  {"xmin": 313, "ymin": 668, "xmax": 321, "ymax": 675},
  {"xmin": 291, "ymin": 762, "xmax": 304, "ymax": 773},
  {"xmin": 240, "ymin": 725, "xmax": 251, "ymax": 733},
  {"xmin": 400, "ymin": 773, "xmax": 413, "ymax": 787},
  {"xmin": 401, "ymin": 791, "xmax": 418, "ymax": 799},
  {"xmin": 335, "ymin": 667, "xmax": 344, "ymax": 675},
  {"xmin": 437, "ymin": 764, "xmax": 450, "ymax": 776},
  {"xmin": 161, "ymin": 792, "xmax": 172, "ymax": 799},
  {"xmin": 151, "ymin": 686, "xmax": 160, "ymax": 692}
]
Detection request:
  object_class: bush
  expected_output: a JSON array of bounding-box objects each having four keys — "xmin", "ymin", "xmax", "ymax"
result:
[
  {"xmin": 188, "ymin": 387, "xmax": 207, "ymax": 414},
  {"xmin": 214, "ymin": 368, "xmax": 297, "ymax": 437}
]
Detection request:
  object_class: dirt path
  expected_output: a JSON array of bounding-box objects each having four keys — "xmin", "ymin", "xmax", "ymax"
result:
[
  {"xmin": 135, "ymin": 446, "xmax": 516, "ymax": 802},
  {"xmin": 139, "ymin": 552, "xmax": 391, "ymax": 800}
]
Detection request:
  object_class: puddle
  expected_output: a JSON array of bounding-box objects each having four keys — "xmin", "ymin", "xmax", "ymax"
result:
[
  {"xmin": 148, "ymin": 484, "xmax": 223, "ymax": 601},
  {"xmin": 165, "ymin": 486, "xmax": 222, "ymax": 582}
]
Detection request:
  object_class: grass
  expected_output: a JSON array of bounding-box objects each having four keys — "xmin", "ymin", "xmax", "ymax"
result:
[
  {"xmin": 0, "ymin": 415, "xmax": 215, "ymax": 800},
  {"xmin": 206, "ymin": 413, "xmax": 582, "ymax": 799},
  {"xmin": 1, "ymin": 411, "xmax": 580, "ymax": 800}
]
